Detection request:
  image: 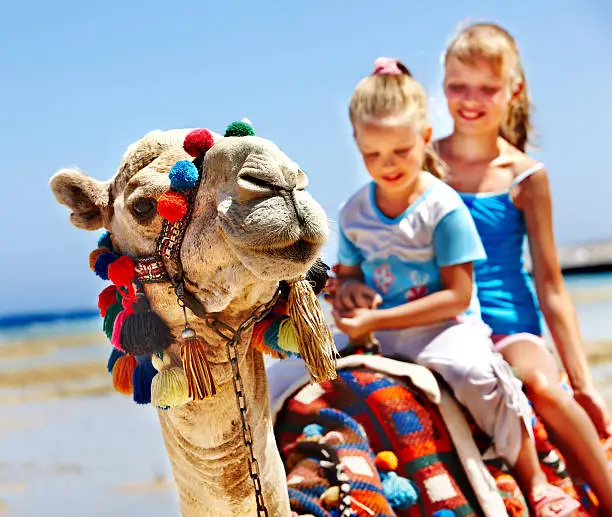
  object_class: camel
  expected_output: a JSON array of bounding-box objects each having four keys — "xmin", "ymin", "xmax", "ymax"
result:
[
  {"xmin": 51, "ymin": 125, "xmax": 599, "ymax": 517},
  {"xmin": 50, "ymin": 123, "xmax": 336, "ymax": 516}
]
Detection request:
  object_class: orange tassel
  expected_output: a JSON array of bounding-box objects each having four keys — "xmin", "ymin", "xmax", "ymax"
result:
[
  {"xmin": 180, "ymin": 329, "xmax": 216, "ymax": 400},
  {"xmin": 112, "ymin": 353, "xmax": 137, "ymax": 395}
]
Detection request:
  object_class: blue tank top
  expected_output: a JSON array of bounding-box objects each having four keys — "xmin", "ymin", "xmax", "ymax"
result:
[{"xmin": 458, "ymin": 164, "xmax": 544, "ymax": 335}]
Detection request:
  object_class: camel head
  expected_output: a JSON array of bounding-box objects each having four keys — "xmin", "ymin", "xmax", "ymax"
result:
[
  {"xmin": 51, "ymin": 121, "xmax": 335, "ymax": 396},
  {"xmin": 51, "ymin": 124, "xmax": 329, "ymax": 307}
]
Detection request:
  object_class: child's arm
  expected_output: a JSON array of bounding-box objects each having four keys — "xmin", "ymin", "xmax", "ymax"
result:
[
  {"xmin": 517, "ymin": 168, "xmax": 610, "ymax": 433},
  {"xmin": 371, "ymin": 262, "xmax": 473, "ymax": 330},
  {"xmin": 333, "ymin": 262, "xmax": 474, "ymax": 336},
  {"xmin": 334, "ymin": 202, "xmax": 485, "ymax": 337}
]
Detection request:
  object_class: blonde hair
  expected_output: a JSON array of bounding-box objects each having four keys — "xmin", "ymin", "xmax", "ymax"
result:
[
  {"xmin": 349, "ymin": 59, "xmax": 446, "ymax": 179},
  {"xmin": 445, "ymin": 22, "xmax": 533, "ymax": 152}
]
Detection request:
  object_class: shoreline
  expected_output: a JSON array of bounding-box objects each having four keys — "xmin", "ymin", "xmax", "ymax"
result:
[{"xmin": 1, "ymin": 329, "xmax": 612, "ymax": 405}]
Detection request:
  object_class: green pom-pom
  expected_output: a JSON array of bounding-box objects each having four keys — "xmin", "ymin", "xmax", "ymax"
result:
[
  {"xmin": 224, "ymin": 121, "xmax": 255, "ymax": 137},
  {"xmin": 103, "ymin": 302, "xmax": 123, "ymax": 340}
]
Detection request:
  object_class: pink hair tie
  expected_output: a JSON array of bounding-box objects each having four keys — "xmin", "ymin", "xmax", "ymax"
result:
[{"xmin": 372, "ymin": 57, "xmax": 403, "ymax": 75}]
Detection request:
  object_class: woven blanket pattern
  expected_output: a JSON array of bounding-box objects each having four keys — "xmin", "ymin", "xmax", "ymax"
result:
[
  {"xmin": 277, "ymin": 368, "xmax": 481, "ymax": 516},
  {"xmin": 276, "ymin": 368, "xmax": 601, "ymax": 516}
]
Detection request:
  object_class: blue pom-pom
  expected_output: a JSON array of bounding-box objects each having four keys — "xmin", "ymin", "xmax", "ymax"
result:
[
  {"xmin": 132, "ymin": 356, "xmax": 157, "ymax": 405},
  {"xmin": 303, "ymin": 423, "xmax": 324, "ymax": 438},
  {"xmin": 169, "ymin": 160, "xmax": 199, "ymax": 191},
  {"xmin": 433, "ymin": 511, "xmax": 455, "ymax": 517},
  {"xmin": 94, "ymin": 252, "xmax": 118, "ymax": 280},
  {"xmin": 381, "ymin": 471, "xmax": 418, "ymax": 509},
  {"xmin": 107, "ymin": 348, "xmax": 125, "ymax": 373},
  {"xmin": 97, "ymin": 231, "xmax": 113, "ymax": 251}
]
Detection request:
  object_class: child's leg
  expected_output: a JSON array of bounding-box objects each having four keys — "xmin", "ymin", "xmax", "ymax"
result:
[
  {"xmin": 500, "ymin": 337, "xmax": 612, "ymax": 512},
  {"xmin": 413, "ymin": 322, "xmax": 579, "ymax": 516}
]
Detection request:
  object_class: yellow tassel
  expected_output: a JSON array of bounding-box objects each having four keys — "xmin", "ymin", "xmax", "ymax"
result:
[
  {"xmin": 180, "ymin": 330, "xmax": 217, "ymax": 400},
  {"xmin": 278, "ymin": 318, "xmax": 299, "ymax": 353},
  {"xmin": 151, "ymin": 354, "xmax": 191, "ymax": 408},
  {"xmin": 288, "ymin": 278, "xmax": 337, "ymax": 382}
]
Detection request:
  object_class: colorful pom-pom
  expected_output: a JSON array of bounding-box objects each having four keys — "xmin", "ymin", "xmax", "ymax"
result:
[
  {"xmin": 112, "ymin": 354, "xmax": 138, "ymax": 395},
  {"xmin": 103, "ymin": 302, "xmax": 123, "ymax": 340},
  {"xmin": 89, "ymin": 248, "xmax": 110, "ymax": 271},
  {"xmin": 224, "ymin": 121, "xmax": 255, "ymax": 137},
  {"xmin": 111, "ymin": 308, "xmax": 129, "ymax": 350},
  {"xmin": 278, "ymin": 318, "xmax": 299, "ymax": 353},
  {"xmin": 381, "ymin": 472, "xmax": 418, "ymax": 509},
  {"xmin": 107, "ymin": 348, "xmax": 125, "ymax": 373},
  {"xmin": 132, "ymin": 356, "xmax": 157, "ymax": 405},
  {"xmin": 169, "ymin": 160, "xmax": 199, "ymax": 191},
  {"xmin": 158, "ymin": 191, "xmax": 188, "ymax": 222},
  {"xmin": 151, "ymin": 354, "xmax": 191, "ymax": 408},
  {"xmin": 108, "ymin": 256, "xmax": 136, "ymax": 287},
  {"xmin": 375, "ymin": 451, "xmax": 399, "ymax": 472},
  {"xmin": 306, "ymin": 259, "xmax": 330, "ymax": 296},
  {"xmin": 183, "ymin": 129, "xmax": 214, "ymax": 157},
  {"xmin": 94, "ymin": 252, "xmax": 118, "ymax": 280},
  {"xmin": 303, "ymin": 423, "xmax": 324, "ymax": 438},
  {"xmin": 97, "ymin": 231, "xmax": 113, "ymax": 251},
  {"xmin": 120, "ymin": 310, "xmax": 172, "ymax": 355},
  {"xmin": 98, "ymin": 285, "xmax": 118, "ymax": 317}
]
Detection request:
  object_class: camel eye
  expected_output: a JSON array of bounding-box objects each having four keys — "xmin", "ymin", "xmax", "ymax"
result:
[{"xmin": 131, "ymin": 197, "xmax": 157, "ymax": 221}]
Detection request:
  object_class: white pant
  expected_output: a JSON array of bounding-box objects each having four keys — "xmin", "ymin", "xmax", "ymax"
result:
[{"xmin": 376, "ymin": 318, "xmax": 532, "ymax": 465}]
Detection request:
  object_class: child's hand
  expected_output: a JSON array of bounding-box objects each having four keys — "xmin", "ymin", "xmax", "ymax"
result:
[
  {"xmin": 337, "ymin": 280, "xmax": 382, "ymax": 311},
  {"xmin": 573, "ymin": 386, "xmax": 612, "ymax": 439},
  {"xmin": 332, "ymin": 307, "xmax": 377, "ymax": 340}
]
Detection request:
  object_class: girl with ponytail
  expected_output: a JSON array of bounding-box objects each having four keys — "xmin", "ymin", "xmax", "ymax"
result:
[
  {"xmin": 329, "ymin": 57, "xmax": 580, "ymax": 516},
  {"xmin": 437, "ymin": 22, "xmax": 612, "ymax": 511}
]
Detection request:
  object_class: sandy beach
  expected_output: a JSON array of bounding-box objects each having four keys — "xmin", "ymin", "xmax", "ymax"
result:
[{"xmin": 1, "ymin": 278, "xmax": 612, "ymax": 516}]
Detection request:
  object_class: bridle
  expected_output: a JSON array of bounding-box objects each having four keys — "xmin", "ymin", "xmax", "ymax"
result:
[{"xmin": 111, "ymin": 125, "xmax": 335, "ymax": 515}]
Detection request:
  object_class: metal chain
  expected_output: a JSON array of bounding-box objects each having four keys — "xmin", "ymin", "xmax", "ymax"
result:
[{"xmin": 205, "ymin": 289, "xmax": 281, "ymax": 517}]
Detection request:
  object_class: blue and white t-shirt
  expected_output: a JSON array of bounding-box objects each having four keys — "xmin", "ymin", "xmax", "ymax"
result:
[{"xmin": 338, "ymin": 173, "xmax": 486, "ymax": 320}]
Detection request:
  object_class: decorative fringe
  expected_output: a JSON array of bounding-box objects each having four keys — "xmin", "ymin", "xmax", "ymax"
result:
[
  {"xmin": 103, "ymin": 302, "xmax": 123, "ymax": 340},
  {"xmin": 112, "ymin": 354, "xmax": 138, "ymax": 395},
  {"xmin": 120, "ymin": 308, "xmax": 172, "ymax": 355},
  {"xmin": 107, "ymin": 348, "xmax": 125, "ymax": 373},
  {"xmin": 111, "ymin": 309, "xmax": 129, "ymax": 350},
  {"xmin": 132, "ymin": 356, "xmax": 157, "ymax": 405},
  {"xmin": 180, "ymin": 333, "xmax": 217, "ymax": 400},
  {"xmin": 151, "ymin": 354, "xmax": 191, "ymax": 409},
  {"xmin": 251, "ymin": 319, "xmax": 284, "ymax": 359},
  {"xmin": 288, "ymin": 278, "xmax": 337, "ymax": 382}
]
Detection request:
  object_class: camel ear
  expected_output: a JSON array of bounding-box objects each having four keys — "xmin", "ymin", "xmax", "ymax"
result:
[{"xmin": 50, "ymin": 168, "xmax": 111, "ymax": 230}]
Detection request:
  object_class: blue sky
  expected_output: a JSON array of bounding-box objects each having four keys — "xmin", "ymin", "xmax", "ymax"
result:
[{"xmin": 1, "ymin": 0, "xmax": 611, "ymax": 315}]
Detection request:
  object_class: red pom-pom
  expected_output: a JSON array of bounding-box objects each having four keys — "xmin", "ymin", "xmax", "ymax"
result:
[
  {"xmin": 375, "ymin": 451, "xmax": 398, "ymax": 472},
  {"xmin": 184, "ymin": 129, "xmax": 214, "ymax": 157},
  {"xmin": 158, "ymin": 191, "xmax": 188, "ymax": 222},
  {"xmin": 98, "ymin": 285, "xmax": 118, "ymax": 317},
  {"xmin": 108, "ymin": 256, "xmax": 135, "ymax": 286}
]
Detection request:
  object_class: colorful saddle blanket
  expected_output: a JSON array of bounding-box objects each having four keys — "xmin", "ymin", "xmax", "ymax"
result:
[{"xmin": 275, "ymin": 366, "xmax": 600, "ymax": 516}]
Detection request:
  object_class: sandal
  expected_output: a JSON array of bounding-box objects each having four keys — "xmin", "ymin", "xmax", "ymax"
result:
[{"xmin": 531, "ymin": 485, "xmax": 581, "ymax": 517}]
